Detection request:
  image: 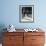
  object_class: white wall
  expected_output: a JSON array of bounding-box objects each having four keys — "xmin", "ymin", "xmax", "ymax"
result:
[{"xmin": 0, "ymin": 0, "xmax": 46, "ymax": 29}]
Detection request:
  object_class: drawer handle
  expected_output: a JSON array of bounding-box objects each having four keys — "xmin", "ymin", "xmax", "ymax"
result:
[
  {"xmin": 32, "ymin": 39, "xmax": 36, "ymax": 40},
  {"xmin": 9, "ymin": 38, "xmax": 13, "ymax": 40},
  {"xmin": 9, "ymin": 38, "xmax": 12, "ymax": 40}
]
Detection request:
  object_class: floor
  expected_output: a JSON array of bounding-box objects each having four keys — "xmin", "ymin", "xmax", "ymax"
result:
[{"xmin": 0, "ymin": 44, "xmax": 2, "ymax": 46}]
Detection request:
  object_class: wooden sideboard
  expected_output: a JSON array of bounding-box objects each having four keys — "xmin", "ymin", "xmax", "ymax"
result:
[{"xmin": 2, "ymin": 29, "xmax": 45, "ymax": 46}]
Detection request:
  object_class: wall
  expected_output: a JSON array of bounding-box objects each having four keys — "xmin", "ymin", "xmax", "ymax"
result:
[
  {"xmin": 0, "ymin": 0, "xmax": 46, "ymax": 29},
  {"xmin": 0, "ymin": 0, "xmax": 46, "ymax": 43}
]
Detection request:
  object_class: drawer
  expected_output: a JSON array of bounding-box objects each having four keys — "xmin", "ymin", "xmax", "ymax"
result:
[
  {"xmin": 3, "ymin": 43, "xmax": 22, "ymax": 46},
  {"xmin": 24, "ymin": 32, "xmax": 44, "ymax": 36},
  {"xmin": 3, "ymin": 37, "xmax": 23, "ymax": 46},
  {"xmin": 3, "ymin": 43, "xmax": 23, "ymax": 46},
  {"xmin": 32, "ymin": 36, "xmax": 45, "ymax": 44},
  {"xmin": 3, "ymin": 32, "xmax": 23, "ymax": 36},
  {"xmin": 31, "ymin": 44, "xmax": 44, "ymax": 46},
  {"xmin": 3, "ymin": 36, "xmax": 23, "ymax": 41},
  {"xmin": 24, "ymin": 36, "xmax": 32, "ymax": 40}
]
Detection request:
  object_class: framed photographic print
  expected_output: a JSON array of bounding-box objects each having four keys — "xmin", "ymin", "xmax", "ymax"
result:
[{"xmin": 19, "ymin": 5, "xmax": 34, "ymax": 23}]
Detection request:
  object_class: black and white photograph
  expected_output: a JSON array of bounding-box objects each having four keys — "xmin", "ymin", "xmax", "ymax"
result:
[{"xmin": 19, "ymin": 5, "xmax": 34, "ymax": 23}]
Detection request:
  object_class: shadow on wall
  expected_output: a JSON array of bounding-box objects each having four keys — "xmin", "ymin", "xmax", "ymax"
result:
[{"xmin": 0, "ymin": 24, "xmax": 7, "ymax": 43}]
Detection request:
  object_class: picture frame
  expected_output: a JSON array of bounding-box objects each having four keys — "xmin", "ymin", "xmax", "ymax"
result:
[{"xmin": 19, "ymin": 5, "xmax": 34, "ymax": 23}]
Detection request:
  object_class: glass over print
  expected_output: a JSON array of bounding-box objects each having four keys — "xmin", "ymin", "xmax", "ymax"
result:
[{"xmin": 19, "ymin": 5, "xmax": 34, "ymax": 23}]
